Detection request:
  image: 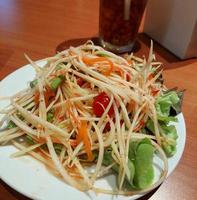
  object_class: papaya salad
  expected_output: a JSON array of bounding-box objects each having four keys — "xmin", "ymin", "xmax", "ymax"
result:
[{"xmin": 0, "ymin": 41, "xmax": 184, "ymax": 195}]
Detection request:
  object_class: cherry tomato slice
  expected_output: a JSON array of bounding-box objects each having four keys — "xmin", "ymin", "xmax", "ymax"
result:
[{"xmin": 93, "ymin": 92, "xmax": 114, "ymax": 117}]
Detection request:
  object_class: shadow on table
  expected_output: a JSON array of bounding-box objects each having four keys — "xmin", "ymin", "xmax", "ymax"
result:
[
  {"xmin": 138, "ymin": 33, "xmax": 196, "ymax": 69},
  {"xmin": 0, "ymin": 180, "xmax": 31, "ymax": 200},
  {"xmin": 137, "ymin": 186, "xmax": 160, "ymax": 200}
]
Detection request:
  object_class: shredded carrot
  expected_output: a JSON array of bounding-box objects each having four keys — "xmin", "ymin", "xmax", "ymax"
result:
[
  {"xmin": 134, "ymin": 120, "xmax": 145, "ymax": 132},
  {"xmin": 49, "ymin": 74, "xmax": 56, "ymax": 78},
  {"xmin": 58, "ymin": 115, "xmax": 65, "ymax": 121},
  {"xmin": 70, "ymin": 174, "xmax": 83, "ymax": 179},
  {"xmin": 148, "ymin": 73, "xmax": 154, "ymax": 80},
  {"xmin": 36, "ymin": 149, "xmax": 51, "ymax": 159},
  {"xmin": 35, "ymin": 136, "xmax": 61, "ymax": 144},
  {"xmin": 151, "ymin": 87, "xmax": 159, "ymax": 96},
  {"xmin": 44, "ymin": 86, "xmax": 56, "ymax": 106},
  {"xmin": 127, "ymin": 100, "xmax": 136, "ymax": 113},
  {"xmin": 34, "ymin": 92, "xmax": 40, "ymax": 104},
  {"xmin": 54, "ymin": 106, "xmax": 61, "ymax": 118},
  {"xmin": 127, "ymin": 60, "xmax": 133, "ymax": 64},
  {"xmin": 35, "ymin": 138, "xmax": 43, "ymax": 144},
  {"xmin": 37, "ymin": 124, "xmax": 44, "ymax": 131},
  {"xmin": 82, "ymin": 57, "xmax": 114, "ymax": 76},
  {"xmin": 66, "ymin": 101, "xmax": 79, "ymax": 126},
  {"xmin": 82, "ymin": 57, "xmax": 107, "ymax": 65},
  {"xmin": 68, "ymin": 108, "xmax": 78, "ymax": 125},
  {"xmin": 34, "ymin": 87, "xmax": 55, "ymax": 106},
  {"xmin": 66, "ymin": 166, "xmax": 83, "ymax": 179},
  {"xmin": 76, "ymin": 120, "xmax": 93, "ymax": 161},
  {"xmin": 70, "ymin": 139, "xmax": 78, "ymax": 147},
  {"xmin": 114, "ymin": 66, "xmax": 124, "ymax": 77}
]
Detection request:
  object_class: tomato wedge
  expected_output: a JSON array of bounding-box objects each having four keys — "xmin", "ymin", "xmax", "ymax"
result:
[{"xmin": 93, "ymin": 92, "xmax": 114, "ymax": 117}]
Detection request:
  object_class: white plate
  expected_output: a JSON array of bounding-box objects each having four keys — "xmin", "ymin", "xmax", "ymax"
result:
[{"xmin": 0, "ymin": 61, "xmax": 186, "ymax": 200}]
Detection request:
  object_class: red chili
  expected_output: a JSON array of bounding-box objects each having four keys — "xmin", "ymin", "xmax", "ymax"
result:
[
  {"xmin": 151, "ymin": 87, "xmax": 159, "ymax": 96},
  {"xmin": 126, "ymin": 73, "xmax": 131, "ymax": 81},
  {"xmin": 77, "ymin": 78, "xmax": 85, "ymax": 87}
]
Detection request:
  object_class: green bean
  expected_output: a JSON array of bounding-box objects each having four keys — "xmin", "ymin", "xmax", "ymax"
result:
[
  {"xmin": 47, "ymin": 109, "xmax": 55, "ymax": 122},
  {"xmin": 50, "ymin": 76, "xmax": 64, "ymax": 90},
  {"xmin": 7, "ymin": 121, "xmax": 16, "ymax": 129},
  {"xmin": 26, "ymin": 135, "xmax": 35, "ymax": 145},
  {"xmin": 30, "ymin": 79, "xmax": 38, "ymax": 88}
]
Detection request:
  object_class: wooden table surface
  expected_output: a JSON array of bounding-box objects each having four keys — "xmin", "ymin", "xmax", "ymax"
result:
[{"xmin": 0, "ymin": 0, "xmax": 197, "ymax": 200}]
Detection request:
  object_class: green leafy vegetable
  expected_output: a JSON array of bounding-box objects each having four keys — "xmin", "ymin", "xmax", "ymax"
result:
[
  {"xmin": 125, "ymin": 159, "xmax": 136, "ymax": 188},
  {"xmin": 162, "ymin": 140, "xmax": 176, "ymax": 157},
  {"xmin": 102, "ymin": 147, "xmax": 119, "ymax": 173},
  {"xmin": 128, "ymin": 138, "xmax": 154, "ymax": 189},
  {"xmin": 145, "ymin": 91, "xmax": 182, "ymax": 157},
  {"xmin": 133, "ymin": 143, "xmax": 154, "ymax": 189},
  {"xmin": 155, "ymin": 91, "xmax": 180, "ymax": 122},
  {"xmin": 160, "ymin": 124, "xmax": 178, "ymax": 140},
  {"xmin": 146, "ymin": 119, "xmax": 178, "ymax": 157},
  {"xmin": 170, "ymin": 90, "xmax": 185, "ymax": 115},
  {"xmin": 146, "ymin": 119, "xmax": 154, "ymax": 133},
  {"xmin": 129, "ymin": 138, "xmax": 152, "ymax": 159},
  {"xmin": 103, "ymin": 138, "xmax": 154, "ymax": 190}
]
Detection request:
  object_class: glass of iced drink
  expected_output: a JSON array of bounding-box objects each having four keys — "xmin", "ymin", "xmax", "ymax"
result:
[{"xmin": 99, "ymin": 0, "xmax": 148, "ymax": 53}]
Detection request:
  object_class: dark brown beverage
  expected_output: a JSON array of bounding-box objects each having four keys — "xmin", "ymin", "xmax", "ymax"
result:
[{"xmin": 99, "ymin": 0, "xmax": 148, "ymax": 53}]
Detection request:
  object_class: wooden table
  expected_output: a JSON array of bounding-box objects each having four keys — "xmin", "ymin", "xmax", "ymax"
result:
[{"xmin": 0, "ymin": 1, "xmax": 197, "ymax": 200}]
